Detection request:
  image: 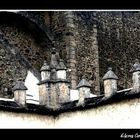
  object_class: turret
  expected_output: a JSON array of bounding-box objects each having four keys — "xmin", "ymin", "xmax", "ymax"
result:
[
  {"xmin": 56, "ymin": 59, "xmax": 70, "ymax": 103},
  {"xmin": 56, "ymin": 59, "xmax": 67, "ymax": 79},
  {"xmin": 13, "ymin": 80, "xmax": 27, "ymax": 107},
  {"xmin": 103, "ymin": 67, "xmax": 118, "ymax": 97},
  {"xmin": 76, "ymin": 76, "xmax": 91, "ymax": 106},
  {"xmin": 130, "ymin": 59, "xmax": 140, "ymax": 93},
  {"xmin": 40, "ymin": 60, "xmax": 50, "ymax": 81}
]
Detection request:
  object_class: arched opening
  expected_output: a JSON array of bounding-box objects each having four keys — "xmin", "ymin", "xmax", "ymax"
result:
[{"xmin": 0, "ymin": 12, "xmax": 54, "ymax": 98}]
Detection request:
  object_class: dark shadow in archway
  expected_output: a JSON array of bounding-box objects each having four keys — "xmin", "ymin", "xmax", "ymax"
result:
[{"xmin": 0, "ymin": 11, "xmax": 54, "ymax": 78}]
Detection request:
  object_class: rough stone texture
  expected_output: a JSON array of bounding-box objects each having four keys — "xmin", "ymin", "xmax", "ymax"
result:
[
  {"xmin": 77, "ymin": 91, "xmax": 85, "ymax": 106},
  {"xmin": 1, "ymin": 11, "xmax": 140, "ymax": 98},
  {"xmin": 14, "ymin": 91, "xmax": 19, "ymax": 103},
  {"xmin": 57, "ymin": 82, "xmax": 70, "ymax": 103},
  {"xmin": 104, "ymin": 79, "xmax": 117, "ymax": 97},
  {"xmin": 50, "ymin": 12, "xmax": 67, "ymax": 60},
  {"xmin": 63, "ymin": 12, "xmax": 78, "ymax": 89},
  {"xmin": 77, "ymin": 87, "xmax": 91, "ymax": 106},
  {"xmin": 39, "ymin": 84, "xmax": 47, "ymax": 105},
  {"xmin": 0, "ymin": 12, "xmax": 54, "ymax": 97},
  {"xmin": 0, "ymin": 43, "xmax": 27, "ymax": 98},
  {"xmin": 132, "ymin": 71, "xmax": 140, "ymax": 93},
  {"xmin": 0, "ymin": 23, "xmax": 50, "ymax": 71},
  {"xmin": 14, "ymin": 90, "xmax": 26, "ymax": 106},
  {"xmin": 49, "ymin": 83, "xmax": 59, "ymax": 110},
  {"xmin": 18, "ymin": 90, "xmax": 26, "ymax": 106},
  {"xmin": 77, "ymin": 78, "xmax": 91, "ymax": 89},
  {"xmin": 73, "ymin": 12, "xmax": 100, "ymax": 94},
  {"xmin": 96, "ymin": 11, "xmax": 140, "ymax": 92},
  {"xmin": 0, "ymin": 11, "xmax": 100, "ymax": 96}
]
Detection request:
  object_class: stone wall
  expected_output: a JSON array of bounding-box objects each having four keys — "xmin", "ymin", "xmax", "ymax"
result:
[
  {"xmin": 34, "ymin": 11, "xmax": 140, "ymax": 94},
  {"xmin": 0, "ymin": 20, "xmax": 50, "ymax": 71},
  {"xmin": 0, "ymin": 12, "xmax": 53, "ymax": 97},
  {"xmin": 73, "ymin": 12, "xmax": 100, "ymax": 93},
  {"xmin": 50, "ymin": 11, "xmax": 67, "ymax": 60},
  {"xmin": 0, "ymin": 43, "xmax": 27, "ymax": 98},
  {"xmin": 50, "ymin": 11, "xmax": 100, "ymax": 93},
  {"xmin": 97, "ymin": 11, "xmax": 140, "ymax": 92},
  {"xmin": 1, "ymin": 11, "xmax": 140, "ymax": 97}
]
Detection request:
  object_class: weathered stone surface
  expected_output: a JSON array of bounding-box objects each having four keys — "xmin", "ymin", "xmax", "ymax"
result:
[
  {"xmin": 40, "ymin": 61, "xmax": 50, "ymax": 81},
  {"xmin": 57, "ymin": 82, "xmax": 70, "ymax": 103},
  {"xmin": 56, "ymin": 59, "xmax": 67, "ymax": 70},
  {"xmin": 104, "ymin": 79, "xmax": 117, "ymax": 97},
  {"xmin": 97, "ymin": 11, "xmax": 140, "ymax": 91},
  {"xmin": 13, "ymin": 81, "xmax": 27, "ymax": 91},
  {"xmin": 39, "ymin": 84, "xmax": 47, "ymax": 105},
  {"xmin": 18, "ymin": 90, "xmax": 26, "ymax": 106},
  {"xmin": 80, "ymin": 87, "xmax": 90, "ymax": 98},
  {"xmin": 103, "ymin": 67, "xmax": 118, "ymax": 80},
  {"xmin": 14, "ymin": 90, "xmax": 19, "ymax": 103},
  {"xmin": 0, "ymin": 43, "xmax": 27, "ymax": 98},
  {"xmin": 1, "ymin": 11, "xmax": 140, "ymax": 100},
  {"xmin": 0, "ymin": 21, "xmax": 51, "ymax": 72},
  {"xmin": 77, "ymin": 87, "xmax": 90, "ymax": 106},
  {"xmin": 49, "ymin": 83, "xmax": 59, "ymax": 110},
  {"xmin": 14, "ymin": 90, "xmax": 26, "ymax": 107},
  {"xmin": 132, "ymin": 71, "xmax": 140, "ymax": 93},
  {"xmin": 0, "ymin": 12, "xmax": 54, "ymax": 98},
  {"xmin": 73, "ymin": 11, "xmax": 100, "ymax": 94},
  {"xmin": 77, "ymin": 78, "xmax": 91, "ymax": 89}
]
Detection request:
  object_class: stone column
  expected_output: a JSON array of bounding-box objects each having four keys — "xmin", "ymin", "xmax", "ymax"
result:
[
  {"xmin": 38, "ymin": 60, "xmax": 51, "ymax": 106},
  {"xmin": 130, "ymin": 59, "xmax": 140, "ymax": 93},
  {"xmin": 38, "ymin": 48, "xmax": 59, "ymax": 108},
  {"xmin": 63, "ymin": 11, "xmax": 77, "ymax": 90},
  {"xmin": 40, "ymin": 60, "xmax": 50, "ymax": 81},
  {"xmin": 38, "ymin": 81, "xmax": 50, "ymax": 106},
  {"xmin": 90, "ymin": 22, "xmax": 100, "ymax": 95},
  {"xmin": 76, "ymin": 77, "xmax": 92, "ymax": 106},
  {"xmin": 49, "ymin": 68, "xmax": 59, "ymax": 110},
  {"xmin": 132, "ymin": 71, "xmax": 140, "ymax": 93},
  {"xmin": 56, "ymin": 59, "xmax": 70, "ymax": 103},
  {"xmin": 13, "ymin": 81, "xmax": 27, "ymax": 107},
  {"xmin": 103, "ymin": 67, "xmax": 118, "ymax": 98}
]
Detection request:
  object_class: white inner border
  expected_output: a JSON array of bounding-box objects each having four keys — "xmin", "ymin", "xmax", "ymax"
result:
[{"xmin": 2, "ymin": 10, "xmax": 140, "ymax": 12}]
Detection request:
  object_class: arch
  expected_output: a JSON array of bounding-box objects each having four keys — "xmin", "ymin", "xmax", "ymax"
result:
[
  {"xmin": 0, "ymin": 11, "xmax": 55, "ymax": 72},
  {"xmin": 0, "ymin": 11, "xmax": 54, "ymax": 46},
  {"xmin": 0, "ymin": 11, "xmax": 55, "ymax": 97},
  {"xmin": 16, "ymin": 11, "xmax": 55, "ymax": 43}
]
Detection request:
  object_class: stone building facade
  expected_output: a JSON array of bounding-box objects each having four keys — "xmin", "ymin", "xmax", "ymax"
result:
[{"xmin": 0, "ymin": 11, "xmax": 140, "ymax": 98}]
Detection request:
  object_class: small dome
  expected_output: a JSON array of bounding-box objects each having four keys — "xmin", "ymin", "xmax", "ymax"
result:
[
  {"xmin": 76, "ymin": 77, "xmax": 91, "ymax": 89},
  {"xmin": 13, "ymin": 81, "xmax": 28, "ymax": 91},
  {"xmin": 103, "ymin": 67, "xmax": 118, "ymax": 80},
  {"xmin": 130, "ymin": 59, "xmax": 140, "ymax": 72},
  {"xmin": 40, "ymin": 61, "xmax": 50, "ymax": 71},
  {"xmin": 56, "ymin": 59, "xmax": 67, "ymax": 70}
]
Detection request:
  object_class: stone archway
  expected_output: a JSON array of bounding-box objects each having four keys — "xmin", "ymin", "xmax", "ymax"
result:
[{"xmin": 0, "ymin": 11, "xmax": 55, "ymax": 98}]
